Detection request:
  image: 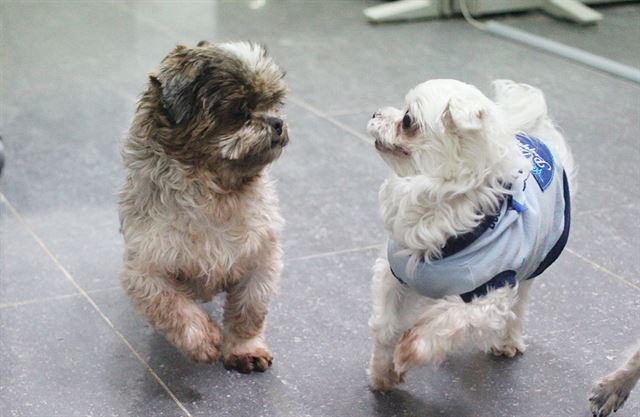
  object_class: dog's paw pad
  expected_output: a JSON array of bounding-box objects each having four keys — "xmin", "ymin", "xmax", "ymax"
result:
[{"xmin": 223, "ymin": 348, "xmax": 273, "ymax": 374}]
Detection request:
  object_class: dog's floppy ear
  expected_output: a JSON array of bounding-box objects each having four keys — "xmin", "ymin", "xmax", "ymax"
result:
[
  {"xmin": 441, "ymin": 95, "xmax": 487, "ymax": 134},
  {"xmin": 158, "ymin": 72, "xmax": 199, "ymax": 125},
  {"xmin": 150, "ymin": 45, "xmax": 206, "ymax": 125}
]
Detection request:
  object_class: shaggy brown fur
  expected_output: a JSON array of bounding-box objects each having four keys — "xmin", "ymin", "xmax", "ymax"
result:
[
  {"xmin": 119, "ymin": 41, "xmax": 288, "ymax": 372},
  {"xmin": 590, "ymin": 344, "xmax": 640, "ymax": 417}
]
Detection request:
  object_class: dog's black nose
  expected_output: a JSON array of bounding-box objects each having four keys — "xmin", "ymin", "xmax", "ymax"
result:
[
  {"xmin": 266, "ymin": 117, "xmax": 283, "ymax": 136},
  {"xmin": 372, "ymin": 111, "xmax": 381, "ymax": 119}
]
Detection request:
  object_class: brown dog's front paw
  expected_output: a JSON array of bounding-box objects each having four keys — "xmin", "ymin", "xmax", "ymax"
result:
[
  {"xmin": 188, "ymin": 342, "xmax": 221, "ymax": 364},
  {"xmin": 589, "ymin": 371, "xmax": 634, "ymax": 417},
  {"xmin": 223, "ymin": 347, "xmax": 273, "ymax": 373},
  {"xmin": 183, "ymin": 320, "xmax": 222, "ymax": 364}
]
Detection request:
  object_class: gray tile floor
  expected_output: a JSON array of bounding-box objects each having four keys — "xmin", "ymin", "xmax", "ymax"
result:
[{"xmin": 1, "ymin": 1, "xmax": 639, "ymax": 416}]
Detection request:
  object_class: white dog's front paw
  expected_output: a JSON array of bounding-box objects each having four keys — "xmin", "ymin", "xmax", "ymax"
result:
[
  {"xmin": 491, "ymin": 337, "xmax": 526, "ymax": 358},
  {"xmin": 589, "ymin": 372, "xmax": 634, "ymax": 417},
  {"xmin": 369, "ymin": 348, "xmax": 406, "ymax": 392}
]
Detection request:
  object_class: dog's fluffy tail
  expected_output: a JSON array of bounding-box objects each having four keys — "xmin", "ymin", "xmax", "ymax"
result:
[
  {"xmin": 493, "ymin": 79, "xmax": 578, "ymax": 194},
  {"xmin": 494, "ymin": 79, "xmax": 548, "ymax": 133},
  {"xmin": 393, "ymin": 286, "xmax": 517, "ymax": 374}
]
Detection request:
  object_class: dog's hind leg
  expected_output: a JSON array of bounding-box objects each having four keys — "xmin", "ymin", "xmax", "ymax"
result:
[
  {"xmin": 394, "ymin": 285, "xmax": 517, "ymax": 374},
  {"xmin": 121, "ymin": 267, "xmax": 222, "ymax": 363},
  {"xmin": 368, "ymin": 258, "xmax": 422, "ymax": 391},
  {"xmin": 491, "ymin": 280, "xmax": 532, "ymax": 358},
  {"xmin": 221, "ymin": 243, "xmax": 281, "ymax": 374},
  {"xmin": 590, "ymin": 344, "xmax": 640, "ymax": 417}
]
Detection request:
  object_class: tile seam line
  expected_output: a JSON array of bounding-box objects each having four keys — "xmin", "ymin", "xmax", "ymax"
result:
[
  {"xmin": 565, "ymin": 247, "xmax": 640, "ymax": 292},
  {"xmin": 0, "ymin": 286, "xmax": 122, "ymax": 309},
  {"xmin": 35, "ymin": 3, "xmax": 636, "ymax": 289},
  {"xmin": 573, "ymin": 202, "xmax": 638, "ymax": 216},
  {"xmin": 110, "ymin": 2, "xmax": 371, "ymax": 146},
  {"xmin": 2, "ymin": 242, "xmax": 383, "ymax": 307},
  {"xmin": 289, "ymin": 95, "xmax": 373, "ymax": 145},
  {"xmin": 284, "ymin": 243, "xmax": 639, "ymax": 291},
  {"xmin": 288, "ymin": 94, "xmax": 640, "ymax": 290},
  {"xmin": 0, "ymin": 193, "xmax": 193, "ymax": 417},
  {"xmin": 286, "ymin": 244, "xmax": 383, "ymax": 263}
]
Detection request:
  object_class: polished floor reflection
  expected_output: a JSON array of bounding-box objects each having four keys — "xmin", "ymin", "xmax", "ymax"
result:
[{"xmin": 1, "ymin": 1, "xmax": 639, "ymax": 416}]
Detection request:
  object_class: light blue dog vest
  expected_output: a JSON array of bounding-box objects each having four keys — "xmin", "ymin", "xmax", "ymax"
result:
[{"xmin": 388, "ymin": 134, "xmax": 571, "ymax": 302}]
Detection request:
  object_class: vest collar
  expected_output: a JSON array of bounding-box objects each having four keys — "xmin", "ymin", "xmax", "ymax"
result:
[
  {"xmin": 440, "ymin": 175, "xmax": 523, "ymax": 259},
  {"xmin": 439, "ymin": 206, "xmax": 501, "ymax": 258}
]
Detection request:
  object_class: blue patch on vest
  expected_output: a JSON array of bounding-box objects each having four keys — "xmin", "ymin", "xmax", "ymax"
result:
[
  {"xmin": 516, "ymin": 134, "xmax": 555, "ymax": 191},
  {"xmin": 509, "ymin": 198, "xmax": 526, "ymax": 213}
]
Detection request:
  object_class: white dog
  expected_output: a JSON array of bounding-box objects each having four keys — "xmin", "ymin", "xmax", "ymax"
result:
[{"xmin": 366, "ymin": 79, "xmax": 576, "ymax": 391}]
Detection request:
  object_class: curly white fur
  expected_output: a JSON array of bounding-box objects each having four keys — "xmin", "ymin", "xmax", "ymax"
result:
[{"xmin": 367, "ymin": 79, "xmax": 575, "ymax": 391}]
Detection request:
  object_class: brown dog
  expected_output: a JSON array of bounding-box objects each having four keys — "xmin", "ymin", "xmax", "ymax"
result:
[
  {"xmin": 590, "ymin": 343, "xmax": 640, "ymax": 416},
  {"xmin": 119, "ymin": 41, "xmax": 288, "ymax": 373}
]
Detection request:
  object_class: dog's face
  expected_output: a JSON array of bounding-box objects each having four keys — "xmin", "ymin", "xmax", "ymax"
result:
[
  {"xmin": 148, "ymin": 41, "xmax": 288, "ymax": 182},
  {"xmin": 367, "ymin": 79, "xmax": 500, "ymax": 179}
]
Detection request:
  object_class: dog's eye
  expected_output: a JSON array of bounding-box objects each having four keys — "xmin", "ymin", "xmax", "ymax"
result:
[
  {"xmin": 229, "ymin": 103, "xmax": 249, "ymax": 120},
  {"xmin": 402, "ymin": 112, "xmax": 413, "ymax": 129}
]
